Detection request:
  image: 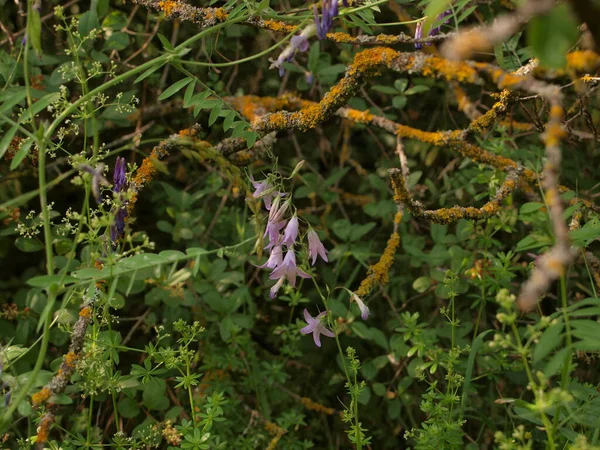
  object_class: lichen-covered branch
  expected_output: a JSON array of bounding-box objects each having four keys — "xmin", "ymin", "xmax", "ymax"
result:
[{"xmin": 390, "ymin": 166, "xmax": 523, "ymax": 224}]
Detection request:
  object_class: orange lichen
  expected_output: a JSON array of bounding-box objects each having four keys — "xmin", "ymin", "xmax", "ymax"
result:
[
  {"xmin": 79, "ymin": 307, "xmax": 93, "ymax": 319},
  {"xmin": 299, "ymin": 397, "xmax": 335, "ymax": 415},
  {"xmin": 262, "ymin": 19, "xmax": 296, "ymax": 33},
  {"xmin": 214, "ymin": 7, "xmax": 228, "ymax": 21},
  {"xmin": 326, "ymin": 32, "xmax": 355, "ymax": 43},
  {"xmin": 264, "ymin": 420, "xmax": 286, "ymax": 436},
  {"xmin": 566, "ymin": 50, "xmax": 600, "ymax": 73},
  {"xmin": 467, "ymin": 89, "xmax": 515, "ymax": 134},
  {"xmin": 355, "ymin": 230, "xmax": 401, "ymax": 297},
  {"xmin": 36, "ymin": 414, "xmax": 53, "ymax": 443},
  {"xmin": 64, "ymin": 351, "xmax": 78, "ymax": 369},
  {"xmin": 349, "ymin": 47, "xmax": 399, "ymax": 76},
  {"xmin": 158, "ymin": 0, "xmax": 178, "ymax": 16},
  {"xmin": 421, "ymin": 56, "xmax": 479, "ymax": 83},
  {"xmin": 32, "ymin": 387, "xmax": 52, "ymax": 406}
]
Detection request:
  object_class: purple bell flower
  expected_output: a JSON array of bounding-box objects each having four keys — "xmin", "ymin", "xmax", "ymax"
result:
[
  {"xmin": 307, "ymin": 229, "xmax": 328, "ymax": 265},
  {"xmin": 269, "ymin": 250, "xmax": 311, "ymax": 298},
  {"xmin": 282, "ymin": 215, "xmax": 299, "ymax": 247},
  {"xmin": 299, "ymin": 309, "xmax": 335, "ymax": 347}
]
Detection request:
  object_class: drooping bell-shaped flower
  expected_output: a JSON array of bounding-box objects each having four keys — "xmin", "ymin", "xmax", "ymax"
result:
[
  {"xmin": 264, "ymin": 195, "xmax": 289, "ymax": 249},
  {"xmin": 299, "ymin": 309, "xmax": 335, "ymax": 347},
  {"xmin": 251, "ymin": 177, "xmax": 275, "ymax": 210},
  {"xmin": 258, "ymin": 244, "xmax": 283, "ymax": 270},
  {"xmin": 282, "ymin": 215, "xmax": 299, "ymax": 247},
  {"xmin": 307, "ymin": 229, "xmax": 328, "ymax": 265},
  {"xmin": 351, "ymin": 292, "xmax": 370, "ymax": 320},
  {"xmin": 269, "ymin": 250, "xmax": 311, "ymax": 298}
]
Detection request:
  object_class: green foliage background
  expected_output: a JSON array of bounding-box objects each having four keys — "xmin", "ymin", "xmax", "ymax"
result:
[{"xmin": 1, "ymin": 0, "xmax": 600, "ymax": 448}]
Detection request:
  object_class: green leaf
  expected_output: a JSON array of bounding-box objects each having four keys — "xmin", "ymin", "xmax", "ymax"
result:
[
  {"xmin": 27, "ymin": 275, "xmax": 77, "ymax": 288},
  {"xmin": 15, "ymin": 237, "xmax": 44, "ymax": 252},
  {"xmin": 349, "ymin": 222, "xmax": 376, "ymax": 241},
  {"xmin": 103, "ymin": 32, "xmax": 130, "ymax": 51},
  {"xmin": 404, "ymin": 85, "xmax": 430, "ymax": 96},
  {"xmin": 0, "ymin": 88, "xmax": 27, "ymax": 116},
  {"xmin": 520, "ymin": 202, "xmax": 544, "ymax": 214},
  {"xmin": 134, "ymin": 61, "xmax": 167, "ymax": 83},
  {"xmin": 527, "ymin": 4, "xmax": 579, "ymax": 69},
  {"xmin": 142, "ymin": 378, "xmax": 168, "ymax": 410},
  {"xmin": 118, "ymin": 397, "xmax": 140, "ymax": 419},
  {"xmin": 158, "ymin": 77, "xmax": 193, "ymax": 101},
  {"xmin": 533, "ymin": 322, "xmax": 564, "ymax": 365},
  {"xmin": 0, "ymin": 125, "xmax": 18, "ymax": 160},
  {"xmin": 208, "ymin": 103, "xmax": 222, "ymax": 126},
  {"xmin": 20, "ymin": 92, "xmax": 60, "ymax": 119},
  {"xmin": 78, "ymin": 10, "xmax": 100, "ymax": 37},
  {"xmin": 183, "ymin": 79, "xmax": 197, "ymax": 108},
  {"xmin": 372, "ymin": 85, "xmax": 399, "ymax": 95},
  {"xmin": 461, "ymin": 330, "xmax": 493, "ymax": 413},
  {"xmin": 422, "ymin": 0, "xmax": 452, "ymax": 37},
  {"xmin": 10, "ymin": 137, "xmax": 33, "ymax": 170},
  {"xmin": 412, "ymin": 276, "xmax": 432, "ymax": 293},
  {"xmin": 157, "ymin": 33, "xmax": 174, "ymax": 52},
  {"xmin": 392, "ymin": 96, "xmax": 407, "ymax": 110},
  {"xmin": 222, "ymin": 110, "xmax": 235, "ymax": 131},
  {"xmin": 394, "ymin": 79, "xmax": 408, "ymax": 92},
  {"xmin": 243, "ymin": 130, "xmax": 257, "ymax": 148}
]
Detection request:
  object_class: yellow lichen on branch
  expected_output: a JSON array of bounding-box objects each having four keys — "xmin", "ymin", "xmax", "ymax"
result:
[{"xmin": 354, "ymin": 212, "xmax": 402, "ymax": 298}]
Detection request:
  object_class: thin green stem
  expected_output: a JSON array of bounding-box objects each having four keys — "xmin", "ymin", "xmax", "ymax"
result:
[
  {"xmin": 510, "ymin": 322, "xmax": 556, "ymax": 450},
  {"xmin": 181, "ymin": 19, "xmax": 309, "ymax": 68},
  {"xmin": 45, "ymin": 16, "xmax": 248, "ymax": 142}
]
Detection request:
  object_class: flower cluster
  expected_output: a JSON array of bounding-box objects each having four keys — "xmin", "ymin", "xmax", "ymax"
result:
[
  {"xmin": 313, "ymin": 0, "xmax": 342, "ymax": 40},
  {"xmin": 414, "ymin": 10, "xmax": 451, "ymax": 49},
  {"xmin": 252, "ymin": 177, "xmax": 328, "ymax": 299},
  {"xmin": 110, "ymin": 157, "xmax": 128, "ymax": 245}
]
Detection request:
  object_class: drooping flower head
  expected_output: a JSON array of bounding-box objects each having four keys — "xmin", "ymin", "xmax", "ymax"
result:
[
  {"xmin": 264, "ymin": 195, "xmax": 289, "ymax": 249},
  {"xmin": 299, "ymin": 309, "xmax": 335, "ymax": 347},
  {"xmin": 270, "ymin": 25, "xmax": 314, "ymax": 77},
  {"xmin": 110, "ymin": 157, "xmax": 128, "ymax": 245},
  {"xmin": 350, "ymin": 292, "xmax": 370, "ymax": 320},
  {"xmin": 414, "ymin": 10, "xmax": 452, "ymax": 49},
  {"xmin": 307, "ymin": 229, "xmax": 328, "ymax": 265},
  {"xmin": 282, "ymin": 214, "xmax": 299, "ymax": 247},
  {"xmin": 251, "ymin": 177, "xmax": 275, "ymax": 210},
  {"xmin": 258, "ymin": 244, "xmax": 283, "ymax": 270},
  {"xmin": 269, "ymin": 249, "xmax": 311, "ymax": 298}
]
